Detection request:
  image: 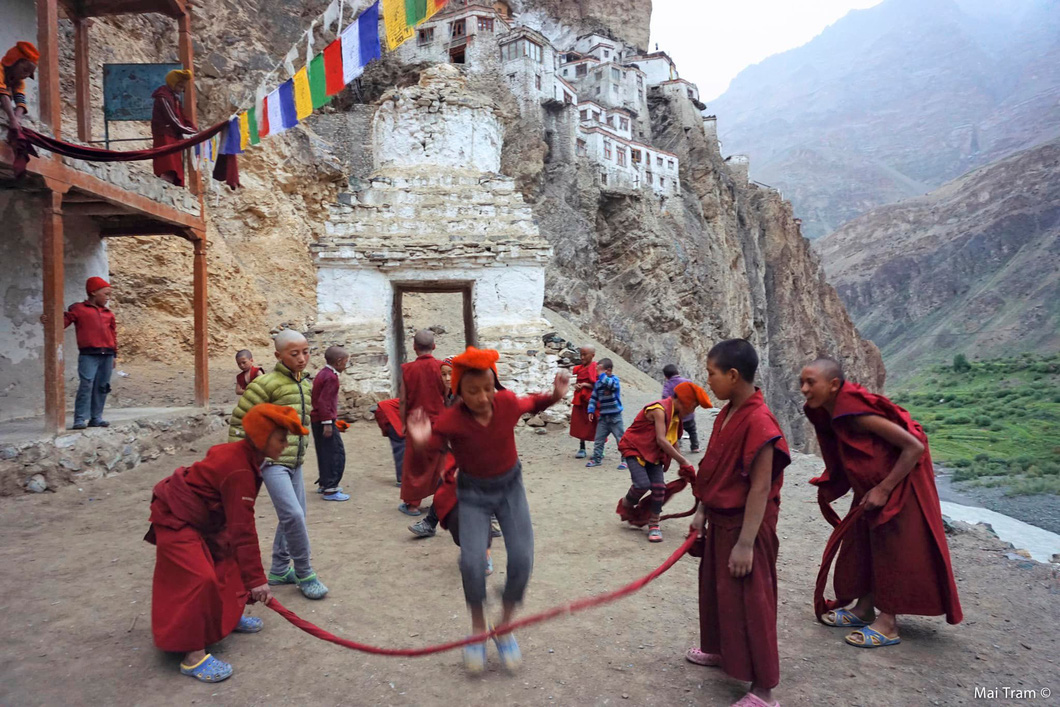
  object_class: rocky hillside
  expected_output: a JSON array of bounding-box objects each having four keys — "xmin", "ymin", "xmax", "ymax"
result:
[
  {"xmin": 516, "ymin": 0, "xmax": 651, "ymax": 50},
  {"xmin": 818, "ymin": 138, "xmax": 1060, "ymax": 380},
  {"xmin": 709, "ymin": 0, "xmax": 1060, "ymax": 239}
]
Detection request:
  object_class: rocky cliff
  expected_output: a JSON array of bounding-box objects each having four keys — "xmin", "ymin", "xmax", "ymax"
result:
[
  {"xmin": 515, "ymin": 0, "xmax": 651, "ymax": 51},
  {"xmin": 818, "ymin": 138, "xmax": 1060, "ymax": 380},
  {"xmin": 709, "ymin": 0, "xmax": 1060, "ymax": 239}
]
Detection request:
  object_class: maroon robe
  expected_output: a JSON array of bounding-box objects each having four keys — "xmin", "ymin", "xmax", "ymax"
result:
[
  {"xmin": 150, "ymin": 85, "xmax": 196, "ymax": 186},
  {"xmin": 569, "ymin": 361, "xmax": 599, "ymax": 441},
  {"xmin": 807, "ymin": 382, "xmax": 962, "ymax": 624},
  {"xmin": 400, "ymin": 354, "xmax": 447, "ymax": 506},
  {"xmin": 144, "ymin": 440, "xmax": 266, "ymax": 652},
  {"xmin": 374, "ymin": 397, "xmax": 403, "ymax": 437},
  {"xmin": 617, "ymin": 398, "xmax": 681, "ymax": 468},
  {"xmin": 694, "ymin": 390, "xmax": 789, "ymax": 689}
]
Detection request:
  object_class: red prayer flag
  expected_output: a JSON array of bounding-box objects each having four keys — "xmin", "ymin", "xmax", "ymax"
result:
[
  {"xmin": 324, "ymin": 39, "xmax": 345, "ymax": 96},
  {"xmin": 259, "ymin": 95, "xmax": 271, "ymax": 138}
]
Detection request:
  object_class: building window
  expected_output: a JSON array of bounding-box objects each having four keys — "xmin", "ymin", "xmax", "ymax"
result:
[
  {"xmin": 668, "ymin": 159, "xmax": 675, "ymax": 170},
  {"xmin": 637, "ymin": 74, "xmax": 643, "ymax": 87},
  {"xmin": 601, "ymin": 172, "xmax": 608, "ymax": 185},
  {"xmin": 451, "ymin": 20, "xmax": 466, "ymax": 37},
  {"xmin": 564, "ymin": 92, "xmax": 573, "ymax": 104},
  {"xmin": 507, "ymin": 73, "xmax": 516, "ymax": 85},
  {"xmin": 631, "ymin": 148, "xmax": 641, "ymax": 164},
  {"xmin": 580, "ymin": 109, "xmax": 589, "ymax": 121},
  {"xmin": 501, "ymin": 39, "xmax": 542, "ymax": 62},
  {"xmin": 619, "ymin": 117, "xmax": 629, "ymax": 130},
  {"xmin": 595, "ymin": 86, "xmax": 600, "ymax": 95},
  {"xmin": 606, "ymin": 116, "xmax": 614, "ymax": 127},
  {"xmin": 526, "ymin": 40, "xmax": 543, "ymax": 62},
  {"xmin": 563, "ymin": 68, "xmax": 568, "ymax": 76},
  {"xmin": 688, "ymin": 89, "xmax": 695, "ymax": 99},
  {"xmin": 634, "ymin": 173, "xmax": 640, "ymax": 189},
  {"xmin": 604, "ymin": 49, "xmax": 610, "ymax": 58},
  {"xmin": 647, "ymin": 171, "xmax": 653, "ymax": 185},
  {"xmin": 657, "ymin": 156, "xmax": 663, "ymax": 167},
  {"xmin": 478, "ymin": 16, "xmax": 494, "ymax": 32},
  {"xmin": 576, "ymin": 138, "xmax": 587, "ymax": 156},
  {"xmin": 617, "ymin": 147, "xmax": 626, "ymax": 166},
  {"xmin": 611, "ymin": 67, "xmax": 621, "ymax": 81},
  {"xmin": 417, "ymin": 27, "xmax": 434, "ymax": 45},
  {"xmin": 592, "ymin": 111, "xmax": 601, "ymax": 121},
  {"xmin": 535, "ymin": 74, "xmax": 542, "ymax": 90},
  {"xmin": 604, "ymin": 141, "xmax": 612, "ymax": 160},
  {"xmin": 576, "ymin": 64, "xmax": 587, "ymax": 77},
  {"xmin": 612, "ymin": 83, "xmax": 619, "ymax": 94},
  {"xmin": 638, "ymin": 89, "xmax": 644, "ymax": 100},
  {"xmin": 660, "ymin": 178, "xmax": 665, "ymax": 188}
]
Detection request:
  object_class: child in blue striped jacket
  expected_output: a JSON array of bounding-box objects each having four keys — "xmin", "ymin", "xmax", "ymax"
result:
[{"xmin": 586, "ymin": 359, "xmax": 627, "ymax": 470}]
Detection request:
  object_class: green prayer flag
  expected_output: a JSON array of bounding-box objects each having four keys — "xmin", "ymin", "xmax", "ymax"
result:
[
  {"xmin": 248, "ymin": 107, "xmax": 260, "ymax": 145},
  {"xmin": 310, "ymin": 53, "xmax": 330, "ymax": 110},
  {"xmin": 405, "ymin": 0, "xmax": 427, "ymax": 25}
]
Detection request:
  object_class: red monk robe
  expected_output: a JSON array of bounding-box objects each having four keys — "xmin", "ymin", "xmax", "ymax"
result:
[
  {"xmin": 400, "ymin": 353, "xmax": 447, "ymax": 507},
  {"xmin": 694, "ymin": 390, "xmax": 789, "ymax": 690},
  {"xmin": 144, "ymin": 439, "xmax": 266, "ymax": 652},
  {"xmin": 374, "ymin": 397, "xmax": 403, "ymax": 437},
  {"xmin": 151, "ymin": 84, "xmax": 197, "ymax": 186},
  {"xmin": 807, "ymin": 382, "xmax": 962, "ymax": 624},
  {"xmin": 617, "ymin": 397, "xmax": 682, "ymax": 468},
  {"xmin": 569, "ymin": 360, "xmax": 598, "ymax": 441}
]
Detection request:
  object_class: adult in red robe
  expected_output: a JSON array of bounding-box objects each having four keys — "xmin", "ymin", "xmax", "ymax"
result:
[
  {"xmin": 151, "ymin": 69, "xmax": 197, "ymax": 186},
  {"xmin": 398, "ymin": 330, "xmax": 447, "ymax": 514},
  {"xmin": 801, "ymin": 358, "xmax": 962, "ymax": 649},
  {"xmin": 569, "ymin": 346, "xmax": 598, "ymax": 456},
  {"xmin": 692, "ymin": 389, "xmax": 789, "ymax": 696},
  {"xmin": 145, "ymin": 403, "xmax": 304, "ymax": 682}
]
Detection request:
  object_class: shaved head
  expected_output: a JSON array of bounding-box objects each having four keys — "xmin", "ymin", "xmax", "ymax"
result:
[
  {"xmin": 579, "ymin": 345, "xmax": 595, "ymax": 355},
  {"xmin": 808, "ymin": 356, "xmax": 845, "ymax": 383},
  {"xmin": 274, "ymin": 329, "xmax": 308, "ymax": 351},
  {"xmin": 413, "ymin": 329, "xmax": 436, "ymax": 353},
  {"xmin": 325, "ymin": 346, "xmax": 348, "ymax": 366}
]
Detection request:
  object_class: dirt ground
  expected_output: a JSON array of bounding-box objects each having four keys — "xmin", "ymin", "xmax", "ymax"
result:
[{"xmin": 2, "ymin": 405, "xmax": 1059, "ymax": 707}]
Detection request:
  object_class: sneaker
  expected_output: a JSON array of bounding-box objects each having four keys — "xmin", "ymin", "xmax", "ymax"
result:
[
  {"xmin": 648, "ymin": 525, "xmax": 663, "ymax": 543},
  {"xmin": 585, "ymin": 460, "xmax": 602, "ymax": 468},
  {"xmin": 575, "ymin": 449, "xmax": 587, "ymax": 459},
  {"xmin": 493, "ymin": 632, "xmax": 522, "ymax": 670},
  {"xmin": 267, "ymin": 567, "xmax": 296, "ymax": 586},
  {"xmin": 322, "ymin": 490, "xmax": 350, "ymax": 501},
  {"xmin": 617, "ymin": 462, "xmax": 628, "ymax": 470},
  {"xmin": 296, "ymin": 572, "xmax": 329, "ymax": 600},
  {"xmin": 234, "ymin": 615, "xmax": 263, "ymax": 633},
  {"xmin": 87, "ymin": 419, "xmax": 110, "ymax": 428},
  {"xmin": 463, "ymin": 641, "xmax": 487, "ymax": 673},
  {"xmin": 71, "ymin": 422, "xmax": 87, "ymax": 430},
  {"xmin": 408, "ymin": 519, "xmax": 437, "ymax": 538}
]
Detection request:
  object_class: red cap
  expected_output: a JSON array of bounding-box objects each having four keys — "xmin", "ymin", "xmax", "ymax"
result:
[{"xmin": 86, "ymin": 276, "xmax": 111, "ymax": 295}]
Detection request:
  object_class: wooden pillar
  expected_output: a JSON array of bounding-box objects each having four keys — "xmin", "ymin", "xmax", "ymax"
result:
[
  {"xmin": 74, "ymin": 18, "xmax": 92, "ymax": 142},
  {"xmin": 36, "ymin": 0, "xmax": 62, "ymax": 138},
  {"xmin": 41, "ymin": 188, "xmax": 66, "ymax": 433},
  {"xmin": 178, "ymin": 9, "xmax": 201, "ymax": 196},
  {"xmin": 191, "ymin": 232, "xmax": 209, "ymax": 406}
]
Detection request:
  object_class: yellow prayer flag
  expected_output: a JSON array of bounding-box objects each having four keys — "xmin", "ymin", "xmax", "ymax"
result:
[
  {"xmin": 293, "ymin": 67, "xmax": 313, "ymax": 120},
  {"xmin": 382, "ymin": 0, "xmax": 414, "ymax": 51},
  {"xmin": 239, "ymin": 112, "xmax": 251, "ymax": 151}
]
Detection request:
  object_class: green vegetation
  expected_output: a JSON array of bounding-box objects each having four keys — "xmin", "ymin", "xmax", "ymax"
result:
[{"xmin": 891, "ymin": 353, "xmax": 1060, "ymax": 496}]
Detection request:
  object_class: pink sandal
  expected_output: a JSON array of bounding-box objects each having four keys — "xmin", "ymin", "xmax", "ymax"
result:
[
  {"xmin": 732, "ymin": 693, "xmax": 779, "ymax": 707},
  {"xmin": 684, "ymin": 647, "xmax": 720, "ymax": 666}
]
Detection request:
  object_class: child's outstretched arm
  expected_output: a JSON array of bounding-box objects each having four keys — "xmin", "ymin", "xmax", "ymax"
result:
[
  {"xmin": 851, "ymin": 414, "xmax": 925, "ymax": 510},
  {"xmin": 729, "ymin": 442, "xmax": 775, "ymax": 578},
  {"xmin": 405, "ymin": 408, "xmax": 434, "ymax": 452}
]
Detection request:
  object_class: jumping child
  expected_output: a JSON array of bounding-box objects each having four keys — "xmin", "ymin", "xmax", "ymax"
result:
[
  {"xmin": 311, "ymin": 346, "xmax": 350, "ymax": 501},
  {"xmin": 235, "ymin": 349, "xmax": 265, "ymax": 396},
  {"xmin": 406, "ymin": 347, "xmax": 569, "ymax": 672},
  {"xmin": 688, "ymin": 339, "xmax": 789, "ymax": 707},
  {"xmin": 569, "ymin": 346, "xmax": 598, "ymax": 458},
  {"xmin": 801, "ymin": 357, "xmax": 962, "ymax": 648},
  {"xmin": 585, "ymin": 358, "xmax": 626, "ymax": 469},
  {"xmin": 617, "ymin": 381, "xmax": 710, "ymax": 542},
  {"xmin": 146, "ymin": 403, "xmax": 305, "ymax": 683},
  {"xmin": 398, "ymin": 330, "xmax": 447, "ymax": 516}
]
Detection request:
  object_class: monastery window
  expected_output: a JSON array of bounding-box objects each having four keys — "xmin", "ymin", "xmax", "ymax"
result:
[
  {"xmin": 604, "ymin": 49, "xmax": 610, "ymax": 58},
  {"xmin": 418, "ymin": 27, "xmax": 435, "ymax": 45},
  {"xmin": 646, "ymin": 171, "xmax": 653, "ymax": 185},
  {"xmin": 631, "ymin": 148, "xmax": 641, "ymax": 164},
  {"xmin": 580, "ymin": 109, "xmax": 589, "ymax": 121},
  {"xmin": 634, "ymin": 173, "xmax": 640, "ymax": 189},
  {"xmin": 601, "ymin": 172, "xmax": 608, "ymax": 185},
  {"xmin": 526, "ymin": 40, "xmax": 543, "ymax": 62},
  {"xmin": 606, "ymin": 116, "xmax": 614, "ymax": 127},
  {"xmin": 660, "ymin": 177, "xmax": 666, "ymax": 188},
  {"xmin": 604, "ymin": 141, "xmax": 612, "ymax": 159},
  {"xmin": 536, "ymin": 74, "xmax": 542, "ymax": 90},
  {"xmin": 656, "ymin": 156, "xmax": 663, "ymax": 167},
  {"xmin": 619, "ymin": 117, "xmax": 629, "ymax": 130},
  {"xmin": 507, "ymin": 73, "xmax": 516, "ymax": 85},
  {"xmin": 688, "ymin": 88, "xmax": 695, "ymax": 100},
  {"xmin": 564, "ymin": 92, "xmax": 573, "ymax": 104},
  {"xmin": 668, "ymin": 159, "xmax": 675, "ymax": 170},
  {"xmin": 577, "ymin": 138, "xmax": 587, "ymax": 156},
  {"xmin": 612, "ymin": 83, "xmax": 619, "ymax": 94},
  {"xmin": 563, "ymin": 68, "xmax": 569, "ymax": 76},
  {"xmin": 592, "ymin": 110, "xmax": 601, "ymax": 121},
  {"xmin": 595, "ymin": 86, "xmax": 601, "ymax": 96},
  {"xmin": 478, "ymin": 17, "xmax": 494, "ymax": 32},
  {"xmin": 595, "ymin": 70, "xmax": 602, "ymax": 81},
  {"xmin": 637, "ymin": 74, "xmax": 643, "ymax": 87},
  {"xmin": 611, "ymin": 67, "xmax": 621, "ymax": 81},
  {"xmin": 576, "ymin": 64, "xmax": 588, "ymax": 77},
  {"xmin": 451, "ymin": 20, "xmax": 466, "ymax": 37},
  {"xmin": 617, "ymin": 147, "xmax": 626, "ymax": 166}
]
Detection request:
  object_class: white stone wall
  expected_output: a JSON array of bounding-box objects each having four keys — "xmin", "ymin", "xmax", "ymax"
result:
[
  {"xmin": 0, "ymin": 192, "xmax": 110, "ymax": 422},
  {"xmin": 578, "ymin": 128, "xmax": 679, "ymax": 198},
  {"xmin": 577, "ymin": 101, "xmax": 633, "ymax": 140},
  {"xmin": 661, "ymin": 79, "xmax": 700, "ymax": 104},
  {"xmin": 629, "ymin": 54, "xmax": 678, "ymax": 86},
  {"xmin": 394, "ymin": 7, "xmax": 511, "ymax": 74},
  {"xmin": 726, "ymin": 155, "xmax": 751, "ymax": 183},
  {"xmin": 0, "ymin": 0, "xmax": 39, "ymax": 122}
]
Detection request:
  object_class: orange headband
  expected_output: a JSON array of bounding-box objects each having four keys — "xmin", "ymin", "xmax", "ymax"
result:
[
  {"xmin": 450, "ymin": 346, "xmax": 500, "ymax": 395},
  {"xmin": 674, "ymin": 381, "xmax": 713, "ymax": 410},
  {"xmin": 243, "ymin": 403, "xmax": 308, "ymax": 450}
]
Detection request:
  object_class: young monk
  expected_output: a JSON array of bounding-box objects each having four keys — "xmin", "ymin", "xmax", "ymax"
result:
[
  {"xmin": 235, "ymin": 349, "xmax": 265, "ymax": 396},
  {"xmin": 687, "ymin": 339, "xmax": 789, "ymax": 707},
  {"xmin": 1, "ymin": 41, "xmax": 38, "ymax": 131},
  {"xmin": 616, "ymin": 381, "xmax": 709, "ymax": 542},
  {"xmin": 801, "ymin": 357, "xmax": 962, "ymax": 648},
  {"xmin": 406, "ymin": 347, "xmax": 569, "ymax": 673},
  {"xmin": 145, "ymin": 403, "xmax": 306, "ymax": 683},
  {"xmin": 569, "ymin": 346, "xmax": 598, "ymax": 458},
  {"xmin": 373, "ymin": 398, "xmax": 405, "ymax": 486},
  {"xmin": 398, "ymin": 330, "xmax": 447, "ymax": 516}
]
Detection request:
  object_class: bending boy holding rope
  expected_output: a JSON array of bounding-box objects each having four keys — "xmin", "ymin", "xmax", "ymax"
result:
[{"xmin": 406, "ymin": 347, "xmax": 569, "ymax": 673}]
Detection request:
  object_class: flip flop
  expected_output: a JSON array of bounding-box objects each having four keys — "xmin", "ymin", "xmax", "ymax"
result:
[
  {"xmin": 180, "ymin": 654, "xmax": 233, "ymax": 683},
  {"xmin": 685, "ymin": 647, "xmax": 720, "ymax": 666},
  {"xmin": 845, "ymin": 626, "xmax": 901, "ymax": 648},
  {"xmin": 398, "ymin": 502, "xmax": 422, "ymax": 516},
  {"xmin": 821, "ymin": 608, "xmax": 870, "ymax": 627}
]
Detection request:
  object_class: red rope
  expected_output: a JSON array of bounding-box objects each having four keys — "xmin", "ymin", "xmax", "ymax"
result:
[
  {"xmin": 266, "ymin": 531, "xmax": 697, "ymax": 657},
  {"xmin": 660, "ymin": 500, "xmax": 697, "ymax": 522}
]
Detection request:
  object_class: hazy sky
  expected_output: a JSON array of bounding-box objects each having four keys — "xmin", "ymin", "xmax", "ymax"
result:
[{"xmin": 650, "ymin": 0, "xmax": 885, "ymax": 102}]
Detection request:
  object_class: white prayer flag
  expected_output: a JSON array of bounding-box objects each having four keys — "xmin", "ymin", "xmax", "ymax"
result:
[
  {"xmin": 341, "ymin": 19, "xmax": 363, "ymax": 84},
  {"xmin": 283, "ymin": 45, "xmax": 299, "ymax": 76},
  {"xmin": 323, "ymin": 0, "xmax": 340, "ymax": 34},
  {"xmin": 266, "ymin": 88, "xmax": 287, "ymax": 136},
  {"xmin": 305, "ymin": 20, "xmax": 316, "ymax": 67}
]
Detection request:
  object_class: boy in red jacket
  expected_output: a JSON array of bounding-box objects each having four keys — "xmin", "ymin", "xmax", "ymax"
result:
[
  {"xmin": 311, "ymin": 346, "xmax": 350, "ymax": 501},
  {"xmin": 688, "ymin": 339, "xmax": 789, "ymax": 707},
  {"xmin": 62, "ymin": 277, "xmax": 117, "ymax": 429}
]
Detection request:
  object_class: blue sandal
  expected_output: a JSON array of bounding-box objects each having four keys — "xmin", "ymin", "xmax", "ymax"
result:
[
  {"xmin": 267, "ymin": 567, "xmax": 296, "ymax": 585},
  {"xmin": 234, "ymin": 615, "xmax": 263, "ymax": 633},
  {"xmin": 493, "ymin": 631, "xmax": 522, "ymax": 670},
  {"xmin": 463, "ymin": 641, "xmax": 487, "ymax": 673},
  {"xmin": 398, "ymin": 502, "xmax": 422, "ymax": 516},
  {"xmin": 296, "ymin": 572, "xmax": 329, "ymax": 600},
  {"xmin": 845, "ymin": 626, "xmax": 901, "ymax": 648},
  {"xmin": 821, "ymin": 608, "xmax": 870, "ymax": 627},
  {"xmin": 180, "ymin": 654, "xmax": 233, "ymax": 683}
]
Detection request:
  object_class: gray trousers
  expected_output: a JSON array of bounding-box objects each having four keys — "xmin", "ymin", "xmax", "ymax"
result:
[
  {"xmin": 591, "ymin": 412, "xmax": 625, "ymax": 463},
  {"xmin": 457, "ymin": 462, "xmax": 534, "ymax": 606},
  {"xmin": 262, "ymin": 462, "xmax": 313, "ymax": 577}
]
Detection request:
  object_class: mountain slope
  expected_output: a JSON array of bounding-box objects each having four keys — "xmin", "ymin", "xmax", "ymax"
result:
[
  {"xmin": 709, "ymin": 0, "xmax": 1060, "ymax": 239},
  {"xmin": 818, "ymin": 138, "xmax": 1060, "ymax": 379}
]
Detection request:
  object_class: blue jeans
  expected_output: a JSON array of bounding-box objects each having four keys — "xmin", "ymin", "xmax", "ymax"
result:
[
  {"xmin": 387, "ymin": 427, "xmax": 405, "ymax": 484},
  {"xmin": 592, "ymin": 412, "xmax": 625, "ymax": 463},
  {"xmin": 74, "ymin": 352, "xmax": 114, "ymax": 425}
]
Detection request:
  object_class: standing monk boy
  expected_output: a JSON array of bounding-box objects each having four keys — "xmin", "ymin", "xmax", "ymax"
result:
[
  {"xmin": 569, "ymin": 346, "xmax": 598, "ymax": 459},
  {"xmin": 146, "ymin": 403, "xmax": 305, "ymax": 683},
  {"xmin": 229, "ymin": 330, "xmax": 328, "ymax": 600},
  {"xmin": 398, "ymin": 330, "xmax": 447, "ymax": 516},
  {"xmin": 800, "ymin": 357, "xmax": 962, "ymax": 647},
  {"xmin": 60, "ymin": 277, "xmax": 117, "ymax": 430},
  {"xmin": 311, "ymin": 346, "xmax": 350, "ymax": 501},
  {"xmin": 688, "ymin": 339, "xmax": 789, "ymax": 707}
]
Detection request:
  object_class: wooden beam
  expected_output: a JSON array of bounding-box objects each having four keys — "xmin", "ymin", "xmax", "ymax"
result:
[
  {"xmin": 37, "ymin": 0, "xmax": 62, "ymax": 139},
  {"xmin": 178, "ymin": 8, "xmax": 201, "ymax": 197},
  {"xmin": 74, "ymin": 18, "xmax": 92, "ymax": 142},
  {"xmin": 99, "ymin": 222, "xmax": 185, "ymax": 237},
  {"xmin": 41, "ymin": 188, "xmax": 67, "ymax": 434},
  {"xmin": 63, "ymin": 202, "xmax": 134, "ymax": 217},
  {"xmin": 191, "ymin": 233, "xmax": 209, "ymax": 406}
]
